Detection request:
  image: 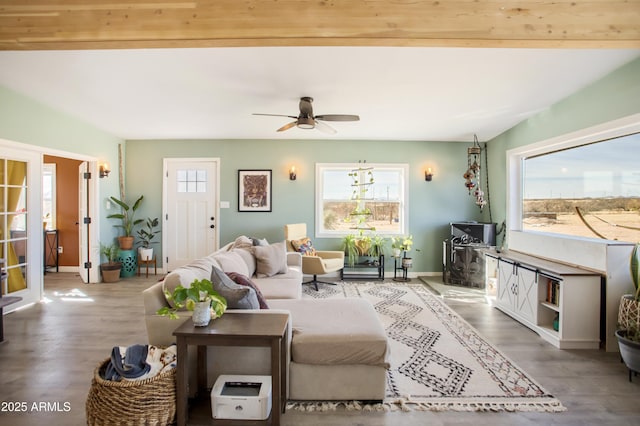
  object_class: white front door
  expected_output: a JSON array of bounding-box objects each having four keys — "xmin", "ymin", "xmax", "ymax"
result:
[
  {"xmin": 0, "ymin": 144, "xmax": 42, "ymax": 311},
  {"xmin": 163, "ymin": 158, "xmax": 220, "ymax": 272}
]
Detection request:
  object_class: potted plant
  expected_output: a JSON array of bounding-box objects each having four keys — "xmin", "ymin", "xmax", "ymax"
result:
[
  {"xmin": 136, "ymin": 217, "xmax": 160, "ymax": 261},
  {"xmin": 617, "ymin": 242, "xmax": 640, "ymax": 381},
  {"xmin": 355, "ymin": 235, "xmax": 372, "ymax": 256},
  {"xmin": 369, "ymin": 234, "xmax": 387, "ymax": 258},
  {"xmin": 100, "ymin": 242, "xmax": 121, "ymax": 283},
  {"xmin": 107, "ymin": 195, "xmax": 144, "ymax": 250},
  {"xmin": 342, "ymin": 234, "xmax": 359, "ymax": 267},
  {"xmin": 157, "ymin": 278, "xmax": 227, "ymax": 327}
]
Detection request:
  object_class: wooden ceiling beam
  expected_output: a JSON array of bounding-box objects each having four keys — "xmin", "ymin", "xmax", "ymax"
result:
[{"xmin": 0, "ymin": 0, "xmax": 639, "ymax": 50}]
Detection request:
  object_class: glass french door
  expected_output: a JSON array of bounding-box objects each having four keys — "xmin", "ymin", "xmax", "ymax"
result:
[{"xmin": 0, "ymin": 146, "xmax": 42, "ymax": 310}]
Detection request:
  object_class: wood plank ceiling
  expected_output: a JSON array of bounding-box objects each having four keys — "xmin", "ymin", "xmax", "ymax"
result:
[{"xmin": 1, "ymin": 0, "xmax": 639, "ymax": 50}]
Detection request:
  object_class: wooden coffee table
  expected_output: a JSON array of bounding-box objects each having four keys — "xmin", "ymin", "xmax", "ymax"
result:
[{"xmin": 173, "ymin": 312, "xmax": 289, "ymax": 426}]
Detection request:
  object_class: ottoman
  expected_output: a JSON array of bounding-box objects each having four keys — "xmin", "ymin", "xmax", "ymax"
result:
[{"xmin": 270, "ymin": 298, "xmax": 390, "ymax": 401}]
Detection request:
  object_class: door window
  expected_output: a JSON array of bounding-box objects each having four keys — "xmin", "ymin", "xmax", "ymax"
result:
[{"xmin": 0, "ymin": 158, "xmax": 28, "ymax": 295}]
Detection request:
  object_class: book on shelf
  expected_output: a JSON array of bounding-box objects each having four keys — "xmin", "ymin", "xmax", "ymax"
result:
[{"xmin": 545, "ymin": 279, "xmax": 560, "ymax": 306}]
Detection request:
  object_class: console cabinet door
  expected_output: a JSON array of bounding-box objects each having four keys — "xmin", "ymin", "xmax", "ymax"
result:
[
  {"xmin": 516, "ymin": 265, "xmax": 538, "ymax": 324},
  {"xmin": 497, "ymin": 259, "xmax": 517, "ymax": 310}
]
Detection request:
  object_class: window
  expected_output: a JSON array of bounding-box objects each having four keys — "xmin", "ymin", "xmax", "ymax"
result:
[
  {"xmin": 42, "ymin": 163, "xmax": 56, "ymax": 230},
  {"xmin": 509, "ymin": 115, "xmax": 640, "ymax": 244},
  {"xmin": 176, "ymin": 169, "xmax": 207, "ymax": 193},
  {"xmin": 315, "ymin": 163, "xmax": 409, "ymax": 238}
]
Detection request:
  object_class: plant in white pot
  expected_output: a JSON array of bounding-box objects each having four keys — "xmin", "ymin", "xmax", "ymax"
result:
[
  {"xmin": 157, "ymin": 278, "xmax": 227, "ymax": 327},
  {"xmin": 136, "ymin": 217, "xmax": 160, "ymax": 261},
  {"xmin": 616, "ymin": 242, "xmax": 640, "ymax": 382},
  {"xmin": 107, "ymin": 195, "xmax": 144, "ymax": 250},
  {"xmin": 100, "ymin": 242, "xmax": 121, "ymax": 283}
]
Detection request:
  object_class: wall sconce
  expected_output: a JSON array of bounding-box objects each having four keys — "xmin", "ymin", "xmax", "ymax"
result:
[
  {"xmin": 289, "ymin": 166, "xmax": 297, "ymax": 181},
  {"xmin": 99, "ymin": 162, "xmax": 111, "ymax": 178},
  {"xmin": 424, "ymin": 167, "xmax": 433, "ymax": 182}
]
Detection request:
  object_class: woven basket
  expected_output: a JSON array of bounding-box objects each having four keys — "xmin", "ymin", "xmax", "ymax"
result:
[
  {"xmin": 86, "ymin": 358, "xmax": 176, "ymax": 426},
  {"xmin": 618, "ymin": 295, "xmax": 640, "ymax": 331}
]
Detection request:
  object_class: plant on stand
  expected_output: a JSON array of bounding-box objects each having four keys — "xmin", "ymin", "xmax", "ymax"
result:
[
  {"xmin": 157, "ymin": 279, "xmax": 227, "ymax": 327},
  {"xmin": 100, "ymin": 242, "xmax": 121, "ymax": 283},
  {"xmin": 107, "ymin": 195, "xmax": 144, "ymax": 250},
  {"xmin": 136, "ymin": 217, "xmax": 160, "ymax": 261},
  {"xmin": 616, "ymin": 242, "xmax": 640, "ymax": 382}
]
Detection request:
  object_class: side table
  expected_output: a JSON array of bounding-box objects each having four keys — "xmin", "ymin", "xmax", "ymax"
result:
[
  {"xmin": 137, "ymin": 256, "xmax": 157, "ymax": 277},
  {"xmin": 393, "ymin": 256, "xmax": 411, "ymax": 282},
  {"xmin": 117, "ymin": 249, "xmax": 137, "ymax": 278},
  {"xmin": 173, "ymin": 312, "xmax": 289, "ymax": 426}
]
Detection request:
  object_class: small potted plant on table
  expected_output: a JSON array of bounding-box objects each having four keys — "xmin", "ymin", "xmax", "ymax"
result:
[
  {"xmin": 136, "ymin": 217, "xmax": 160, "ymax": 261},
  {"xmin": 157, "ymin": 279, "xmax": 227, "ymax": 327},
  {"xmin": 107, "ymin": 195, "xmax": 144, "ymax": 250}
]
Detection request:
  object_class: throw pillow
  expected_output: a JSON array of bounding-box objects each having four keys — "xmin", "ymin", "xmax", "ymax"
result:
[
  {"xmin": 212, "ymin": 251, "xmax": 250, "ymax": 277},
  {"xmin": 231, "ymin": 248, "xmax": 257, "ymax": 277},
  {"xmin": 231, "ymin": 235, "xmax": 254, "ymax": 250},
  {"xmin": 291, "ymin": 237, "xmax": 317, "ymax": 256},
  {"xmin": 226, "ymin": 272, "xmax": 269, "ymax": 309},
  {"xmin": 210, "ymin": 266, "xmax": 259, "ymax": 310},
  {"xmin": 252, "ymin": 241, "xmax": 288, "ymax": 278},
  {"xmin": 251, "ymin": 237, "xmax": 269, "ymax": 246}
]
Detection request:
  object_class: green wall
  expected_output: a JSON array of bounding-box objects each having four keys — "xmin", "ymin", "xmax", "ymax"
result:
[
  {"xmin": 484, "ymin": 57, "xmax": 640, "ymax": 248},
  {"xmin": 125, "ymin": 138, "xmax": 484, "ymax": 273},
  {"xmin": 2, "ymin": 56, "xmax": 639, "ymax": 274},
  {"xmin": 0, "ymin": 85, "xmax": 125, "ymax": 245}
]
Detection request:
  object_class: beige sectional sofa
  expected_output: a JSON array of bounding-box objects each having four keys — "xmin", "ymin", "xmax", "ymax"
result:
[{"xmin": 143, "ymin": 236, "xmax": 390, "ymax": 402}]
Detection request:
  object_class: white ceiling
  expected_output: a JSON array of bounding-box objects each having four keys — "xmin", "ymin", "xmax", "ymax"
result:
[{"xmin": 0, "ymin": 47, "xmax": 638, "ymax": 142}]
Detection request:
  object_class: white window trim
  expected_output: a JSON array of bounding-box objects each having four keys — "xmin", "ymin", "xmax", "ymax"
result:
[
  {"xmin": 506, "ymin": 113, "xmax": 640, "ymax": 268},
  {"xmin": 315, "ymin": 162, "xmax": 409, "ymax": 238}
]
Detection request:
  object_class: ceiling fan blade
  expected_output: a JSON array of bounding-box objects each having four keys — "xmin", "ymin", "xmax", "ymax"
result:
[
  {"xmin": 314, "ymin": 120, "xmax": 337, "ymax": 134},
  {"xmin": 277, "ymin": 121, "xmax": 298, "ymax": 132},
  {"xmin": 314, "ymin": 114, "xmax": 360, "ymax": 122},
  {"xmin": 253, "ymin": 113, "xmax": 298, "ymax": 119}
]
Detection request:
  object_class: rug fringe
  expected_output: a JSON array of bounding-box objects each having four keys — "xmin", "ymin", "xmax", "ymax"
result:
[{"xmin": 286, "ymin": 398, "xmax": 566, "ymax": 413}]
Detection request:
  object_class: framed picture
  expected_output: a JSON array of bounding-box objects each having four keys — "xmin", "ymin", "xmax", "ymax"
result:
[{"xmin": 238, "ymin": 170, "xmax": 272, "ymax": 212}]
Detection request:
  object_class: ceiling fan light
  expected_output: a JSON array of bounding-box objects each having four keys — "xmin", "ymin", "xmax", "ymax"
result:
[{"xmin": 297, "ymin": 116, "xmax": 315, "ymax": 129}]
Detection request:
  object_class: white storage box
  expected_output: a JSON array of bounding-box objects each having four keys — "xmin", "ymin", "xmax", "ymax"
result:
[{"xmin": 211, "ymin": 375, "xmax": 272, "ymax": 420}]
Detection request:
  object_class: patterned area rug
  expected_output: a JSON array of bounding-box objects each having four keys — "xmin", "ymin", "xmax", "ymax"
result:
[{"xmin": 294, "ymin": 281, "xmax": 565, "ymax": 413}]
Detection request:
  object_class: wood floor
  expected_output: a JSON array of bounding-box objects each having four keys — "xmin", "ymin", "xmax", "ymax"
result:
[{"xmin": 1, "ymin": 272, "xmax": 639, "ymax": 425}]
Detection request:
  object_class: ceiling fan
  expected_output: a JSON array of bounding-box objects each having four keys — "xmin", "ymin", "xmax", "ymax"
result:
[{"xmin": 253, "ymin": 96, "xmax": 360, "ymax": 134}]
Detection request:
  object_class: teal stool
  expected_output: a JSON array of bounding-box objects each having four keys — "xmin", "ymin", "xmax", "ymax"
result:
[{"xmin": 117, "ymin": 249, "xmax": 137, "ymax": 278}]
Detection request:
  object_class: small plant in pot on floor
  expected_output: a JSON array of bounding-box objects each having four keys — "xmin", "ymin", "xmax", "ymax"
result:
[
  {"xmin": 157, "ymin": 278, "xmax": 227, "ymax": 327},
  {"xmin": 616, "ymin": 242, "xmax": 640, "ymax": 382},
  {"xmin": 100, "ymin": 242, "xmax": 121, "ymax": 283}
]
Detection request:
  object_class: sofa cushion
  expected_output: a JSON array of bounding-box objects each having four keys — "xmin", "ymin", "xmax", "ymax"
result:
[
  {"xmin": 231, "ymin": 248, "xmax": 257, "ymax": 277},
  {"xmin": 291, "ymin": 237, "xmax": 317, "ymax": 256},
  {"xmin": 252, "ymin": 241, "xmax": 288, "ymax": 278},
  {"xmin": 211, "ymin": 250, "xmax": 250, "ymax": 277},
  {"xmin": 271, "ymin": 298, "xmax": 389, "ymax": 367},
  {"xmin": 162, "ymin": 257, "xmax": 218, "ymax": 309},
  {"xmin": 210, "ymin": 266, "xmax": 259, "ymax": 310},
  {"xmin": 226, "ymin": 272, "xmax": 269, "ymax": 309},
  {"xmin": 252, "ymin": 266, "xmax": 302, "ymax": 299}
]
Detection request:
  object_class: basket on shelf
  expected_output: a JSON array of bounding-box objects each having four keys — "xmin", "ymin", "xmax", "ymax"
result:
[{"xmin": 86, "ymin": 357, "xmax": 176, "ymax": 426}]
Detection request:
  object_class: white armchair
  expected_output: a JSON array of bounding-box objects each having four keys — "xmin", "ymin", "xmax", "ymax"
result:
[{"xmin": 284, "ymin": 223, "xmax": 344, "ymax": 291}]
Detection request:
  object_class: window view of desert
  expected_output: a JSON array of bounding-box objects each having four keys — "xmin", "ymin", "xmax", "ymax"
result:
[{"xmin": 523, "ymin": 198, "xmax": 640, "ymax": 243}]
